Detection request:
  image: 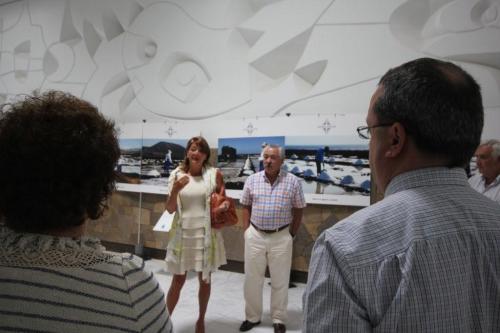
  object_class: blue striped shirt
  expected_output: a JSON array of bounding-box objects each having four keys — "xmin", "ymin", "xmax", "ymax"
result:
[{"xmin": 303, "ymin": 167, "xmax": 500, "ymax": 332}]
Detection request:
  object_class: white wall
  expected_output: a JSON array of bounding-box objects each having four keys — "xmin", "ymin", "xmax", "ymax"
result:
[{"xmin": 1, "ymin": 0, "xmax": 499, "ymax": 143}]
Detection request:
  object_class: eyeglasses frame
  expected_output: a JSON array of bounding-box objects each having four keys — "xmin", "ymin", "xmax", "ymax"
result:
[{"xmin": 356, "ymin": 123, "xmax": 394, "ymax": 140}]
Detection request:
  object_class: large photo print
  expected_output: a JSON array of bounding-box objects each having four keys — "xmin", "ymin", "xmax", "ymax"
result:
[
  {"xmin": 285, "ymin": 136, "xmax": 370, "ymax": 206},
  {"xmin": 116, "ymin": 138, "xmax": 187, "ymax": 186},
  {"xmin": 217, "ymin": 135, "xmax": 370, "ymax": 206},
  {"xmin": 218, "ymin": 136, "xmax": 285, "ymax": 190}
]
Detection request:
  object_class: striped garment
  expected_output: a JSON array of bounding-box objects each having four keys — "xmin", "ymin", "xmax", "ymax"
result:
[
  {"xmin": 303, "ymin": 167, "xmax": 500, "ymax": 332},
  {"xmin": 240, "ymin": 170, "xmax": 306, "ymax": 230},
  {"xmin": 0, "ymin": 226, "xmax": 172, "ymax": 333}
]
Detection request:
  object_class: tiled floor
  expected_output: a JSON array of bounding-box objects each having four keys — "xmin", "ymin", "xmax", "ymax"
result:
[{"xmin": 145, "ymin": 259, "xmax": 304, "ymax": 333}]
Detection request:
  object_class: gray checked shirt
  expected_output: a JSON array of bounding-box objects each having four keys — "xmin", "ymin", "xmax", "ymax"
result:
[{"xmin": 303, "ymin": 167, "xmax": 500, "ymax": 332}]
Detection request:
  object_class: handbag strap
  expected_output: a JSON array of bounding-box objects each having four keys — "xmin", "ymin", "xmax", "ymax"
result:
[{"xmin": 215, "ymin": 169, "xmax": 226, "ymax": 197}]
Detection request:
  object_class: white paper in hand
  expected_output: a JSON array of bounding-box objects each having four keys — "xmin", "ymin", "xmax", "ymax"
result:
[{"xmin": 153, "ymin": 210, "xmax": 175, "ymax": 232}]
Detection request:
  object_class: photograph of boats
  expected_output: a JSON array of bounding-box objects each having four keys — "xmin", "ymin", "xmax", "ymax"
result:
[
  {"xmin": 217, "ymin": 134, "xmax": 370, "ymax": 207},
  {"xmin": 285, "ymin": 136, "xmax": 370, "ymax": 206},
  {"xmin": 116, "ymin": 138, "xmax": 187, "ymax": 186},
  {"xmin": 217, "ymin": 136, "xmax": 285, "ymax": 190}
]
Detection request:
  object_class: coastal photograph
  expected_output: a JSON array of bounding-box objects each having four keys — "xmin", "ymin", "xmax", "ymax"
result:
[
  {"xmin": 285, "ymin": 136, "xmax": 370, "ymax": 206},
  {"xmin": 116, "ymin": 138, "xmax": 187, "ymax": 186},
  {"xmin": 217, "ymin": 136, "xmax": 285, "ymax": 190}
]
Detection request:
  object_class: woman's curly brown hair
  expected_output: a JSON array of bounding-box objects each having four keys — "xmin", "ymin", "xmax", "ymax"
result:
[{"xmin": 0, "ymin": 91, "xmax": 120, "ymax": 233}]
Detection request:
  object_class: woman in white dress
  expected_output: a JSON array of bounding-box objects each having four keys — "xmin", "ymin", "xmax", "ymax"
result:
[{"xmin": 164, "ymin": 136, "xmax": 229, "ymax": 333}]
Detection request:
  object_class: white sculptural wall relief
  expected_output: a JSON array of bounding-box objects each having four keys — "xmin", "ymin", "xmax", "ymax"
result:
[
  {"xmin": 389, "ymin": 0, "xmax": 500, "ymax": 113},
  {"xmin": 0, "ymin": 0, "xmax": 498, "ymax": 138},
  {"xmin": 390, "ymin": 0, "xmax": 500, "ymax": 69}
]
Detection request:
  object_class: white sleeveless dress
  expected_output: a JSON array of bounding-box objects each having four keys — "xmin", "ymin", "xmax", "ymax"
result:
[{"xmin": 166, "ymin": 174, "xmax": 227, "ymax": 274}]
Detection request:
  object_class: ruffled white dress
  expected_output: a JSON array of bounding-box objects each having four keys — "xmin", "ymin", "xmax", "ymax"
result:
[{"xmin": 166, "ymin": 174, "xmax": 226, "ymax": 274}]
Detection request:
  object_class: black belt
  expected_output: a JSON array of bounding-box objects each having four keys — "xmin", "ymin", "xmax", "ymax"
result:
[{"xmin": 251, "ymin": 222, "xmax": 289, "ymax": 233}]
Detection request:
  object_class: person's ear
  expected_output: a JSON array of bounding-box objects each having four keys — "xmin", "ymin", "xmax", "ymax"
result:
[{"xmin": 384, "ymin": 122, "xmax": 406, "ymax": 158}]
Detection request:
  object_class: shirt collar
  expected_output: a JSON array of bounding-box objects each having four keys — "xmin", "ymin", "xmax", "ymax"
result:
[
  {"xmin": 481, "ymin": 173, "xmax": 500, "ymax": 187},
  {"xmin": 261, "ymin": 169, "xmax": 285, "ymax": 183},
  {"xmin": 385, "ymin": 167, "xmax": 468, "ymax": 197}
]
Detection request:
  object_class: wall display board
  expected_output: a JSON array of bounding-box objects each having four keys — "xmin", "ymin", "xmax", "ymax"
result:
[
  {"xmin": 217, "ymin": 134, "xmax": 369, "ymax": 207},
  {"xmin": 217, "ymin": 136, "xmax": 285, "ymax": 190},
  {"xmin": 285, "ymin": 136, "xmax": 369, "ymax": 206},
  {"xmin": 115, "ymin": 139, "xmax": 142, "ymax": 184},
  {"xmin": 113, "ymin": 120, "xmax": 198, "ymax": 194},
  {"xmin": 116, "ymin": 138, "xmax": 187, "ymax": 186},
  {"xmin": 111, "ymin": 109, "xmax": 372, "ymax": 208}
]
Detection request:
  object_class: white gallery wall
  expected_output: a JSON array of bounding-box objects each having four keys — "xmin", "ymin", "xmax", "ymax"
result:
[{"xmin": 0, "ymin": 0, "xmax": 499, "ymax": 144}]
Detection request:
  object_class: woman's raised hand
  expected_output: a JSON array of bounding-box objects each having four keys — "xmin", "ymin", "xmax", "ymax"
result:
[{"xmin": 173, "ymin": 175, "xmax": 190, "ymax": 193}]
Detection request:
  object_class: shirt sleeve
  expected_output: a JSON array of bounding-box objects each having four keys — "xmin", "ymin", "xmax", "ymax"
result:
[
  {"xmin": 303, "ymin": 231, "xmax": 370, "ymax": 333},
  {"xmin": 240, "ymin": 175, "xmax": 253, "ymax": 206},
  {"xmin": 123, "ymin": 255, "xmax": 173, "ymax": 333},
  {"xmin": 292, "ymin": 177, "xmax": 306, "ymax": 208}
]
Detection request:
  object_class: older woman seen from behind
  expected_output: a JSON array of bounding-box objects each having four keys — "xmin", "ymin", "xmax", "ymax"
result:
[{"xmin": 0, "ymin": 91, "xmax": 172, "ymax": 333}]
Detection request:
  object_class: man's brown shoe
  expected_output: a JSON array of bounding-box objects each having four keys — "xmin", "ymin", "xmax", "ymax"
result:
[{"xmin": 273, "ymin": 323, "xmax": 286, "ymax": 333}]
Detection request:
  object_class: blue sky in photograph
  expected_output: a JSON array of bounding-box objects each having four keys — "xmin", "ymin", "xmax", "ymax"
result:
[
  {"xmin": 119, "ymin": 138, "xmax": 187, "ymax": 150},
  {"xmin": 218, "ymin": 136, "xmax": 285, "ymax": 154},
  {"xmin": 285, "ymin": 135, "xmax": 368, "ymax": 150},
  {"xmin": 119, "ymin": 139, "xmax": 141, "ymax": 150}
]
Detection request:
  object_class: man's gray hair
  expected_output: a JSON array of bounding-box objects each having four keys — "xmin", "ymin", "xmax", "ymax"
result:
[
  {"xmin": 266, "ymin": 144, "xmax": 285, "ymax": 159},
  {"xmin": 481, "ymin": 139, "xmax": 500, "ymax": 159}
]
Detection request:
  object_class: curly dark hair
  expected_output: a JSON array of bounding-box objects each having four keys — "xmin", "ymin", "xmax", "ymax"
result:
[{"xmin": 0, "ymin": 91, "xmax": 120, "ymax": 233}]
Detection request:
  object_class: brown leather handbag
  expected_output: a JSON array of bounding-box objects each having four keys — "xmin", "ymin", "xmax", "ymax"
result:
[{"xmin": 210, "ymin": 170, "xmax": 238, "ymax": 229}]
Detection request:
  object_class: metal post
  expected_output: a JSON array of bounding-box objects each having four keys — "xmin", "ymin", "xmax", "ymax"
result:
[{"xmin": 134, "ymin": 119, "xmax": 146, "ymax": 257}]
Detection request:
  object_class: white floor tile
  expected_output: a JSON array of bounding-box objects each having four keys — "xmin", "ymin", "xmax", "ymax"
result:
[{"xmin": 146, "ymin": 259, "xmax": 304, "ymax": 333}]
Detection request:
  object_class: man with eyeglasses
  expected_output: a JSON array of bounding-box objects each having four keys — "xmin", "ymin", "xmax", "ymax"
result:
[
  {"xmin": 303, "ymin": 58, "xmax": 500, "ymax": 332},
  {"xmin": 468, "ymin": 139, "xmax": 500, "ymax": 203}
]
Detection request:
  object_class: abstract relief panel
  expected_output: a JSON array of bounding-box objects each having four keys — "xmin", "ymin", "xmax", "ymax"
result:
[{"xmin": 1, "ymin": 0, "xmax": 497, "ymax": 129}]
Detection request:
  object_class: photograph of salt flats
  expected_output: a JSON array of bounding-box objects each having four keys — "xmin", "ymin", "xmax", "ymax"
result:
[
  {"xmin": 116, "ymin": 138, "xmax": 187, "ymax": 186},
  {"xmin": 217, "ymin": 136, "xmax": 285, "ymax": 190},
  {"xmin": 285, "ymin": 136, "xmax": 370, "ymax": 206},
  {"xmin": 217, "ymin": 135, "xmax": 370, "ymax": 207}
]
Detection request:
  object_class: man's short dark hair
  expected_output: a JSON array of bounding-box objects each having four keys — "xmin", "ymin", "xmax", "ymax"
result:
[
  {"xmin": 375, "ymin": 57, "xmax": 483, "ymax": 167},
  {"xmin": 0, "ymin": 91, "xmax": 120, "ymax": 232}
]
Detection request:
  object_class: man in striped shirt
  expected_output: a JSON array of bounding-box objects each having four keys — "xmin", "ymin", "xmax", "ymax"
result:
[
  {"xmin": 240, "ymin": 144, "xmax": 306, "ymax": 333},
  {"xmin": 303, "ymin": 58, "xmax": 500, "ymax": 332}
]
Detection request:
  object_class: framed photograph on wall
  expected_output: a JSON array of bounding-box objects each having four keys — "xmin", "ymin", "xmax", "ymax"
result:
[
  {"xmin": 285, "ymin": 136, "xmax": 370, "ymax": 207},
  {"xmin": 116, "ymin": 138, "xmax": 142, "ymax": 184},
  {"xmin": 217, "ymin": 136, "xmax": 285, "ymax": 190},
  {"xmin": 116, "ymin": 138, "xmax": 187, "ymax": 188}
]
